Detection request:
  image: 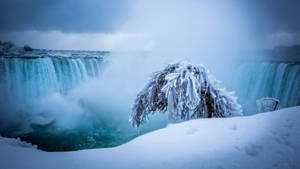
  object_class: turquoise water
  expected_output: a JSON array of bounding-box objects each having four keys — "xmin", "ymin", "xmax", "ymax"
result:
[
  {"xmin": 0, "ymin": 50, "xmax": 169, "ymax": 151},
  {"xmin": 0, "ymin": 50, "xmax": 299, "ymax": 151},
  {"xmin": 0, "ymin": 57, "xmax": 103, "ymax": 97},
  {"xmin": 231, "ymin": 61, "xmax": 300, "ymax": 114}
]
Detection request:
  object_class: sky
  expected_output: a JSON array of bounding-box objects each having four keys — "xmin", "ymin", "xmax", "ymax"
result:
[{"xmin": 0, "ymin": 0, "xmax": 299, "ymax": 50}]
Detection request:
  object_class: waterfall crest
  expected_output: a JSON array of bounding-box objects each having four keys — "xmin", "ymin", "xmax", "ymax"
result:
[{"xmin": 0, "ymin": 57, "xmax": 103, "ymax": 99}]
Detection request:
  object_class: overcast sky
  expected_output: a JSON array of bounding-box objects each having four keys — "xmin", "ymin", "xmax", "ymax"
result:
[{"xmin": 0, "ymin": 0, "xmax": 299, "ymax": 50}]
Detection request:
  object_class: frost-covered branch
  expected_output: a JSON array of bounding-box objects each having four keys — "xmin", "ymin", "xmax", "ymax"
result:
[{"xmin": 130, "ymin": 61, "xmax": 242, "ymax": 127}]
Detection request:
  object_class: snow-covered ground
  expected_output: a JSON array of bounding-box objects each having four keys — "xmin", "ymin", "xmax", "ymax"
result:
[{"xmin": 1, "ymin": 106, "xmax": 299, "ymax": 169}]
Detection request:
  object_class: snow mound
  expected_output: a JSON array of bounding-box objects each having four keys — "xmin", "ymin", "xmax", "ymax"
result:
[{"xmin": 0, "ymin": 106, "xmax": 299, "ymax": 169}]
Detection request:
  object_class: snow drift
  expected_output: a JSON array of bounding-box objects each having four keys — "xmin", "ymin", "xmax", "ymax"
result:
[{"xmin": 1, "ymin": 106, "xmax": 299, "ymax": 169}]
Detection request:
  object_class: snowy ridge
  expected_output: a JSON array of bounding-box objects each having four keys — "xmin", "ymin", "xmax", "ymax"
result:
[
  {"xmin": 0, "ymin": 41, "xmax": 26, "ymax": 55},
  {"xmin": 0, "ymin": 41, "xmax": 109, "ymax": 58},
  {"xmin": 131, "ymin": 61, "xmax": 242, "ymax": 127},
  {"xmin": 1, "ymin": 106, "xmax": 299, "ymax": 169}
]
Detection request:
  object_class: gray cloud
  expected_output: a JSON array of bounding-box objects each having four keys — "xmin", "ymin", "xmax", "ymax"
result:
[
  {"xmin": 238, "ymin": 0, "xmax": 300, "ymax": 35},
  {"xmin": 0, "ymin": 0, "xmax": 299, "ymax": 35},
  {"xmin": 0, "ymin": 0, "xmax": 133, "ymax": 33},
  {"xmin": 1, "ymin": 0, "xmax": 300, "ymax": 49}
]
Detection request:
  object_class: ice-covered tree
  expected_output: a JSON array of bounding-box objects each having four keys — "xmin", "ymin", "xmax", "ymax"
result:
[{"xmin": 130, "ymin": 61, "xmax": 242, "ymax": 127}]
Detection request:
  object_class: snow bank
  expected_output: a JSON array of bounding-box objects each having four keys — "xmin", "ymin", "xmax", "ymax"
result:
[{"xmin": 1, "ymin": 106, "xmax": 299, "ymax": 169}]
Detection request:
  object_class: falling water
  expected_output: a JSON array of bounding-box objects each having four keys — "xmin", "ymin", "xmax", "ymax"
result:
[
  {"xmin": 0, "ymin": 50, "xmax": 299, "ymax": 151},
  {"xmin": 0, "ymin": 57, "xmax": 103, "ymax": 99},
  {"xmin": 232, "ymin": 61, "xmax": 300, "ymax": 114},
  {"xmin": 0, "ymin": 50, "xmax": 168, "ymax": 151}
]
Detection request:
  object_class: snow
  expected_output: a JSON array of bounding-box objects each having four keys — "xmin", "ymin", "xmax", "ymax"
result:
[
  {"xmin": 1, "ymin": 106, "xmax": 300, "ymax": 169},
  {"xmin": 131, "ymin": 62, "xmax": 242, "ymax": 127}
]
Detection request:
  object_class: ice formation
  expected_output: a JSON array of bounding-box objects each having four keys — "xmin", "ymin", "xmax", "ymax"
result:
[
  {"xmin": 130, "ymin": 61, "xmax": 242, "ymax": 127},
  {"xmin": 256, "ymin": 97, "xmax": 280, "ymax": 113}
]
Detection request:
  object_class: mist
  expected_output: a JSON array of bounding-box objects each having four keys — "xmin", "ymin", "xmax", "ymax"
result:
[
  {"xmin": 1, "ymin": 1, "xmax": 299, "ymax": 151},
  {"xmin": 110, "ymin": 1, "xmax": 265, "ymax": 83},
  {"xmin": 0, "ymin": 1, "xmax": 261, "ymax": 131}
]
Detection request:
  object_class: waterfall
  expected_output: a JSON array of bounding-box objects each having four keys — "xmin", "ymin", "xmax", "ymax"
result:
[
  {"xmin": 233, "ymin": 62, "xmax": 300, "ymax": 113},
  {"xmin": 0, "ymin": 52, "xmax": 169, "ymax": 151},
  {"xmin": 1, "ymin": 58, "xmax": 299, "ymax": 114},
  {"xmin": 0, "ymin": 54, "xmax": 299, "ymax": 151},
  {"xmin": 0, "ymin": 57, "xmax": 103, "ymax": 99}
]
